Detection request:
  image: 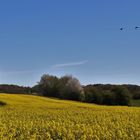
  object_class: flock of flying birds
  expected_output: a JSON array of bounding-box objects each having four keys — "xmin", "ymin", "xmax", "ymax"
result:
[{"xmin": 120, "ymin": 26, "xmax": 140, "ymax": 30}]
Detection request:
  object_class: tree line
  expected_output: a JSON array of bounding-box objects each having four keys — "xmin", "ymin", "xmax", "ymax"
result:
[
  {"xmin": 1, "ymin": 74, "xmax": 140, "ymax": 106},
  {"xmin": 0, "ymin": 84, "xmax": 32, "ymax": 94},
  {"xmin": 32, "ymin": 74, "xmax": 140, "ymax": 106}
]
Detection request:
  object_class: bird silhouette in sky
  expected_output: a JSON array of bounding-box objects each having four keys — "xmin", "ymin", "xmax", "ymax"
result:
[
  {"xmin": 135, "ymin": 26, "xmax": 139, "ymax": 30},
  {"xmin": 120, "ymin": 26, "xmax": 140, "ymax": 31},
  {"xmin": 120, "ymin": 28, "xmax": 124, "ymax": 30}
]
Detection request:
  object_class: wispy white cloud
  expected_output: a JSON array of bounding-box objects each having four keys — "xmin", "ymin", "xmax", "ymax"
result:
[{"xmin": 52, "ymin": 60, "xmax": 88, "ymax": 68}]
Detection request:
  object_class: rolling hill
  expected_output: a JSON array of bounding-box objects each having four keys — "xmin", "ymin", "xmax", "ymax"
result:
[{"xmin": 0, "ymin": 94, "xmax": 140, "ymax": 139}]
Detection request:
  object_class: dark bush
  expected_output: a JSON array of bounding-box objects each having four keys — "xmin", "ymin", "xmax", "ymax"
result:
[{"xmin": 0, "ymin": 101, "xmax": 6, "ymax": 106}]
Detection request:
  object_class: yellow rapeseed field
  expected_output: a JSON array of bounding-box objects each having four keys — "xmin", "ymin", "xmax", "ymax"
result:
[{"xmin": 0, "ymin": 94, "xmax": 140, "ymax": 140}]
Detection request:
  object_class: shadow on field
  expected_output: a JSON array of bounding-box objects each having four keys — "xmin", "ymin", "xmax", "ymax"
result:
[{"xmin": 0, "ymin": 101, "xmax": 6, "ymax": 106}]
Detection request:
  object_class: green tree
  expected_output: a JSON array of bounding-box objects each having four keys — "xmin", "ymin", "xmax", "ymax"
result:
[
  {"xmin": 112, "ymin": 86, "xmax": 132, "ymax": 106},
  {"xmin": 102, "ymin": 91, "xmax": 115, "ymax": 105},
  {"xmin": 38, "ymin": 74, "xmax": 59, "ymax": 97},
  {"xmin": 84, "ymin": 87, "xmax": 103, "ymax": 104}
]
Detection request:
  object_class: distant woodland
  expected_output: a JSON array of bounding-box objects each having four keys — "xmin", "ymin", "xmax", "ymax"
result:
[{"xmin": 1, "ymin": 74, "xmax": 140, "ymax": 106}]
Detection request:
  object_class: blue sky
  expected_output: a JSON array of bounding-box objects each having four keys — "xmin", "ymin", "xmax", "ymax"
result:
[{"xmin": 0, "ymin": 0, "xmax": 140, "ymax": 86}]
